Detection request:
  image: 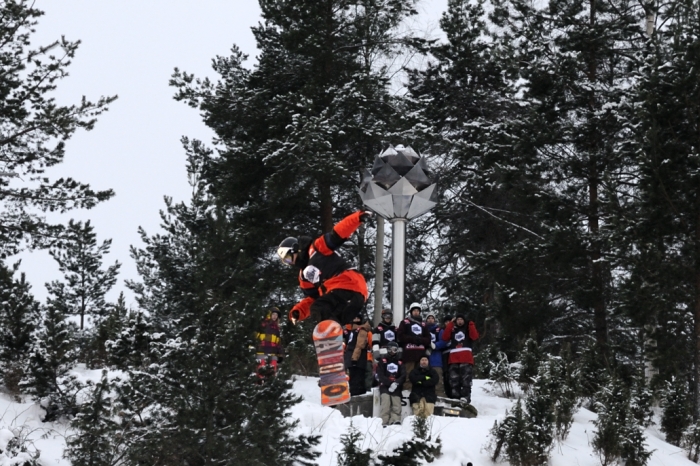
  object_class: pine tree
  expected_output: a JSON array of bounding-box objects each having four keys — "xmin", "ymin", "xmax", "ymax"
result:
[
  {"xmin": 20, "ymin": 303, "xmax": 80, "ymax": 421},
  {"xmin": 46, "ymin": 220, "xmax": 120, "ymax": 331},
  {"xmin": 168, "ymin": 0, "xmax": 423, "ymax": 314},
  {"xmin": 619, "ymin": 0, "xmax": 700, "ymax": 417},
  {"xmin": 337, "ymin": 424, "xmax": 373, "ymax": 466},
  {"xmin": 0, "ymin": 0, "xmax": 114, "ymax": 258},
  {"xmin": 118, "ymin": 152, "xmax": 320, "ymax": 465},
  {"xmin": 591, "ymin": 377, "xmax": 651, "ymax": 466},
  {"xmin": 488, "ymin": 351, "xmax": 517, "ymax": 398},
  {"xmin": 105, "ymin": 307, "xmax": 152, "ymax": 370},
  {"xmin": 88, "ymin": 292, "xmax": 128, "ymax": 368},
  {"xmin": 489, "ymin": 358, "xmax": 563, "ymax": 466},
  {"xmin": 377, "ymin": 415, "xmax": 441, "ymax": 466},
  {"xmin": 65, "ymin": 370, "xmax": 128, "ymax": 466},
  {"xmin": 0, "ymin": 262, "xmax": 40, "ymax": 394},
  {"xmin": 516, "ymin": 335, "xmax": 543, "ymax": 391},
  {"xmin": 661, "ymin": 376, "xmax": 692, "ymax": 446}
]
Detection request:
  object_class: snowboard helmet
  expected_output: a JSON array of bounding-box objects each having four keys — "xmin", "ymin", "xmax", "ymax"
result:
[
  {"xmin": 277, "ymin": 237, "xmax": 299, "ymax": 266},
  {"xmin": 381, "ymin": 309, "xmax": 393, "ymax": 321},
  {"xmin": 386, "ymin": 341, "xmax": 400, "ymax": 356}
]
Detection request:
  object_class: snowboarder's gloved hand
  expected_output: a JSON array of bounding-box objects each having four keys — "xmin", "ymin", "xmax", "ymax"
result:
[
  {"xmin": 430, "ymin": 342, "xmax": 436, "ymax": 350},
  {"xmin": 359, "ymin": 211, "xmax": 374, "ymax": 223},
  {"xmin": 351, "ymin": 360, "xmax": 359, "ymax": 367},
  {"xmin": 389, "ymin": 382, "xmax": 398, "ymax": 393}
]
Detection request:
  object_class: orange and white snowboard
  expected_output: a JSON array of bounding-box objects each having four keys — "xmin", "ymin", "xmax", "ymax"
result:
[{"xmin": 313, "ymin": 320, "xmax": 350, "ymax": 406}]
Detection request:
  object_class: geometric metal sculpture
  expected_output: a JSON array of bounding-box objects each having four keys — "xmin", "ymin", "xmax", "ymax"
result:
[
  {"xmin": 359, "ymin": 145, "xmax": 437, "ymax": 220},
  {"xmin": 359, "ymin": 145, "xmax": 438, "ymax": 325}
]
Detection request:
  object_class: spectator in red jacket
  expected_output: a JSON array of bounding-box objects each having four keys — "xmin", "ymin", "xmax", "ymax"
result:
[
  {"xmin": 277, "ymin": 211, "xmax": 372, "ymax": 326},
  {"xmin": 442, "ymin": 314, "xmax": 479, "ymax": 404}
]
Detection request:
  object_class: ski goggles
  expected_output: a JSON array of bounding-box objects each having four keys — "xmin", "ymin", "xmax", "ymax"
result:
[{"xmin": 277, "ymin": 246, "xmax": 295, "ymax": 265}]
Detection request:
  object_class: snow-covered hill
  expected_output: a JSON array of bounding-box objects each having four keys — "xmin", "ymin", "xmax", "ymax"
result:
[
  {"xmin": 0, "ymin": 370, "xmax": 696, "ymax": 465},
  {"xmin": 290, "ymin": 377, "xmax": 697, "ymax": 466}
]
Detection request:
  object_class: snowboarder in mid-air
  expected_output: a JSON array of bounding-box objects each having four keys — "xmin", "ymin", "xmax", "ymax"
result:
[
  {"xmin": 276, "ymin": 210, "xmax": 373, "ymax": 406},
  {"xmin": 277, "ymin": 210, "xmax": 373, "ymax": 326}
]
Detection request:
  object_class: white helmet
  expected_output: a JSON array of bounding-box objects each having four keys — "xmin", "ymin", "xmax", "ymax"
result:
[
  {"xmin": 277, "ymin": 237, "xmax": 298, "ymax": 266},
  {"xmin": 409, "ymin": 302, "xmax": 422, "ymax": 313}
]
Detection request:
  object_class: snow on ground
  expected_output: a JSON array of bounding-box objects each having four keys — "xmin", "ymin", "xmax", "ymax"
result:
[
  {"xmin": 0, "ymin": 370, "xmax": 695, "ymax": 465},
  {"xmin": 290, "ymin": 377, "xmax": 697, "ymax": 466}
]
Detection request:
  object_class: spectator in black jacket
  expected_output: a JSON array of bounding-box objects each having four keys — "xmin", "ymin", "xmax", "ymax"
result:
[
  {"xmin": 397, "ymin": 303, "xmax": 432, "ymax": 391},
  {"xmin": 376, "ymin": 342, "xmax": 406, "ymax": 426},
  {"xmin": 408, "ymin": 354, "xmax": 439, "ymax": 418}
]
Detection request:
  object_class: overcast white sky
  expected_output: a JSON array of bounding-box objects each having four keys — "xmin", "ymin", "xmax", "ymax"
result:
[{"xmin": 12, "ymin": 0, "xmax": 447, "ymax": 307}]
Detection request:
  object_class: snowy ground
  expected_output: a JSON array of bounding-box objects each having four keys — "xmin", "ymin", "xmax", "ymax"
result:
[
  {"xmin": 0, "ymin": 370, "xmax": 695, "ymax": 465},
  {"xmin": 290, "ymin": 376, "xmax": 697, "ymax": 466}
]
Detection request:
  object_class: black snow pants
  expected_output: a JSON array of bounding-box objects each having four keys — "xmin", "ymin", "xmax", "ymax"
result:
[
  {"xmin": 310, "ymin": 289, "xmax": 365, "ymax": 325},
  {"xmin": 448, "ymin": 363, "xmax": 473, "ymax": 402}
]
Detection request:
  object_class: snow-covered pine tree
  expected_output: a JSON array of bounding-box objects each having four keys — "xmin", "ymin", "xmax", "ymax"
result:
[
  {"xmin": 484, "ymin": 0, "xmax": 648, "ymax": 361},
  {"xmin": 65, "ymin": 370, "xmax": 127, "ymax": 466},
  {"xmin": 630, "ymin": 371, "xmax": 654, "ymax": 428},
  {"xmin": 591, "ymin": 377, "xmax": 651, "ymax": 466},
  {"xmin": 402, "ymin": 0, "xmax": 536, "ymax": 347},
  {"xmin": 20, "ymin": 303, "xmax": 80, "ymax": 421},
  {"xmin": 105, "ymin": 308, "xmax": 152, "ymax": 371},
  {"xmin": 516, "ymin": 334, "xmax": 543, "ymax": 391},
  {"xmin": 0, "ymin": 262, "xmax": 40, "ymax": 394},
  {"xmin": 337, "ymin": 424, "xmax": 373, "ymax": 466},
  {"xmin": 46, "ymin": 220, "xmax": 120, "ymax": 332},
  {"xmin": 169, "ymin": 0, "xmax": 422, "ymax": 314},
  {"xmin": 377, "ymin": 415, "xmax": 441, "ymax": 466},
  {"xmin": 549, "ymin": 349, "xmax": 579, "ymax": 441},
  {"xmin": 489, "ymin": 357, "xmax": 566, "ymax": 466},
  {"xmin": 89, "ymin": 292, "xmax": 128, "ymax": 368},
  {"xmin": 619, "ymin": 0, "xmax": 700, "ymax": 418},
  {"xmin": 488, "ymin": 351, "xmax": 517, "ymax": 398},
  {"xmin": 0, "ymin": 1, "xmax": 114, "ymax": 258},
  {"xmin": 118, "ymin": 150, "xmax": 320, "ymax": 465},
  {"xmin": 661, "ymin": 376, "xmax": 692, "ymax": 446}
]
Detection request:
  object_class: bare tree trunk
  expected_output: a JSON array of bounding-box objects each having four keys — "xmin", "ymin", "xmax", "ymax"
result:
[
  {"xmin": 588, "ymin": 0, "xmax": 608, "ymax": 355},
  {"xmin": 319, "ymin": 178, "xmax": 333, "ymax": 233},
  {"xmin": 694, "ymin": 208, "xmax": 700, "ymax": 419}
]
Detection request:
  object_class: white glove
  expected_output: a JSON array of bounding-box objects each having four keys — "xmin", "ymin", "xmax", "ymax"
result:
[
  {"xmin": 389, "ymin": 382, "xmax": 398, "ymax": 393},
  {"xmin": 430, "ymin": 342, "xmax": 436, "ymax": 350},
  {"xmin": 372, "ymin": 344, "xmax": 379, "ymax": 352}
]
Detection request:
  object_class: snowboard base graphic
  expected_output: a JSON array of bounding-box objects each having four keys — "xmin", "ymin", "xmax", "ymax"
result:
[{"xmin": 313, "ymin": 320, "xmax": 350, "ymax": 406}]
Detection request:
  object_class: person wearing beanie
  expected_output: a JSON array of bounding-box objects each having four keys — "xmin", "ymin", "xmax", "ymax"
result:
[
  {"xmin": 442, "ymin": 314, "xmax": 479, "ymax": 404},
  {"xmin": 408, "ymin": 354, "xmax": 439, "ymax": 418},
  {"xmin": 255, "ymin": 307, "xmax": 284, "ymax": 378},
  {"xmin": 344, "ymin": 315, "xmax": 372, "ymax": 396},
  {"xmin": 425, "ymin": 313, "xmax": 448, "ymax": 398},
  {"xmin": 397, "ymin": 303, "xmax": 432, "ymax": 391},
  {"xmin": 376, "ymin": 341, "xmax": 406, "ymax": 426}
]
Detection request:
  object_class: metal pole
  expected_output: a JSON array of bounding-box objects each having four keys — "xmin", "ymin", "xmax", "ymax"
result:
[
  {"xmin": 391, "ymin": 218, "xmax": 406, "ymax": 327},
  {"xmin": 373, "ymin": 216, "xmax": 385, "ymax": 327}
]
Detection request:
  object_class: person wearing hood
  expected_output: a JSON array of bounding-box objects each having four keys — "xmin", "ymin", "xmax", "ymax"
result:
[
  {"xmin": 344, "ymin": 315, "xmax": 372, "ymax": 396},
  {"xmin": 425, "ymin": 313, "xmax": 448, "ymax": 398},
  {"xmin": 255, "ymin": 307, "xmax": 284, "ymax": 377},
  {"xmin": 442, "ymin": 313, "xmax": 479, "ymax": 404},
  {"xmin": 408, "ymin": 354, "xmax": 439, "ymax": 418},
  {"xmin": 397, "ymin": 302, "xmax": 432, "ymax": 391}
]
